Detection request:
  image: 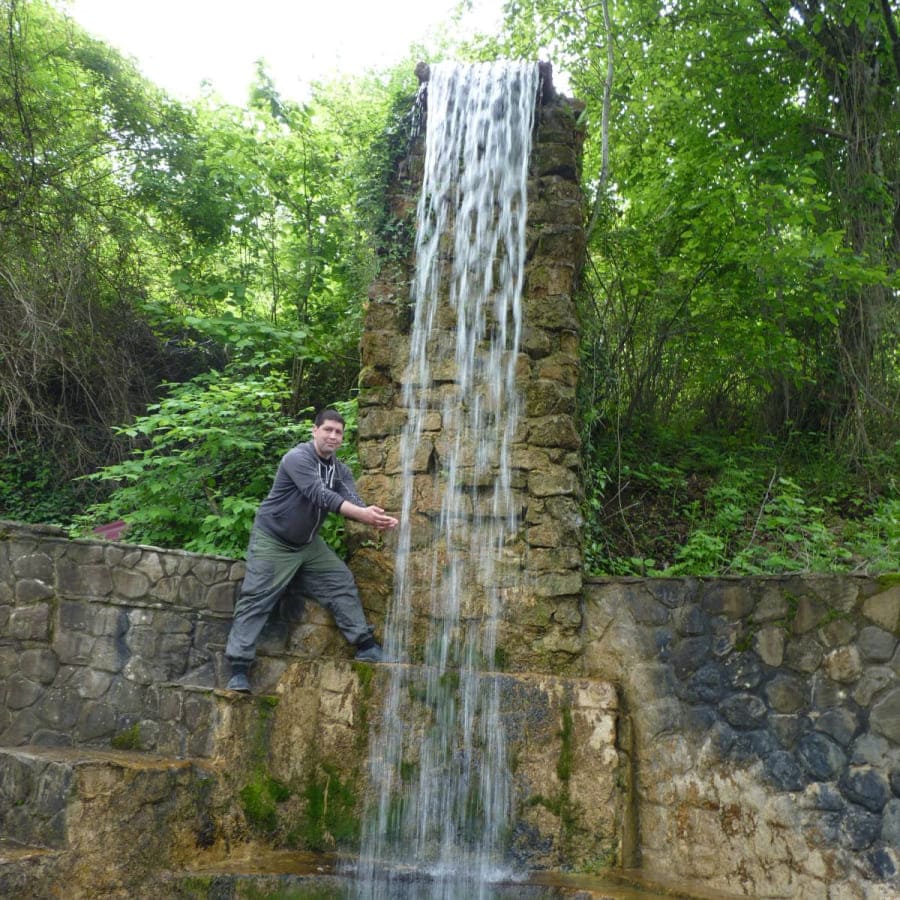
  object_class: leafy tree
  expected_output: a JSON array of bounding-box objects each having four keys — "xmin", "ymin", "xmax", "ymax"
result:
[
  {"xmin": 491, "ymin": 0, "xmax": 897, "ymax": 573},
  {"xmin": 75, "ymin": 313, "xmax": 360, "ymax": 557},
  {"xmin": 0, "ymin": 0, "xmax": 205, "ymax": 490},
  {"xmin": 496, "ymin": 0, "xmax": 897, "ymax": 457}
]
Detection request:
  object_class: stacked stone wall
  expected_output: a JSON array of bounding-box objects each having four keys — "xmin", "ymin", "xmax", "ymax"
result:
[
  {"xmin": 584, "ymin": 574, "xmax": 899, "ymax": 897},
  {"xmin": 350, "ymin": 86, "xmax": 588, "ymax": 674},
  {"xmin": 3, "ymin": 521, "xmax": 898, "ymax": 895},
  {"xmin": 0, "ymin": 521, "xmax": 346, "ymax": 754}
]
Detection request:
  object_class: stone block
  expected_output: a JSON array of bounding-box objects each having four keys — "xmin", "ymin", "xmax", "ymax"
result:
[
  {"xmin": 755, "ymin": 626, "xmax": 786, "ymax": 667},
  {"xmin": 701, "ymin": 582, "xmax": 754, "ymax": 619},
  {"xmin": 882, "ymin": 798, "xmax": 900, "ymax": 845},
  {"xmin": 526, "ymin": 545, "xmax": 582, "ymax": 574},
  {"xmin": 56, "ymin": 559, "xmax": 112, "ymax": 598},
  {"xmin": 206, "ymin": 580, "xmax": 238, "ymax": 613},
  {"xmin": 766, "ymin": 674, "xmax": 809, "ymax": 713},
  {"xmin": 0, "ymin": 751, "xmax": 73, "ymax": 847},
  {"xmin": 857, "ymin": 626, "xmax": 896, "ymax": 663},
  {"xmin": 14, "ymin": 577, "xmax": 54, "ymax": 603},
  {"xmin": 0, "ymin": 645, "xmax": 18, "ymax": 679},
  {"xmin": 793, "ymin": 596, "xmax": 827, "ymax": 635},
  {"xmin": 105, "ymin": 677, "xmax": 145, "ymax": 715},
  {"xmin": 785, "ymin": 634, "xmax": 825, "ymax": 673},
  {"xmin": 628, "ymin": 592, "xmax": 671, "ymax": 627},
  {"xmin": 670, "ymin": 636, "xmax": 711, "ymax": 678},
  {"xmin": 810, "ymin": 671, "xmax": 848, "ymax": 709},
  {"xmin": 177, "ymin": 575, "xmax": 207, "ymax": 609},
  {"xmin": 862, "ymin": 585, "xmax": 900, "ymax": 632},
  {"xmin": 849, "ymin": 732, "xmax": 896, "ymax": 768},
  {"xmin": 35, "ymin": 689, "xmax": 81, "ymax": 731},
  {"xmin": 771, "ymin": 713, "xmax": 804, "ymax": 749},
  {"xmin": 674, "ymin": 604, "xmax": 709, "ymax": 636},
  {"xmin": 814, "ymin": 707, "xmax": 860, "ymax": 747},
  {"xmin": 720, "ymin": 692, "xmax": 768, "ymax": 730},
  {"xmin": 824, "ymin": 645, "xmax": 863, "ymax": 683},
  {"xmin": 19, "ymin": 649, "xmax": 59, "ymax": 685},
  {"xmin": 753, "ymin": 587, "xmax": 790, "ymax": 623},
  {"xmin": 798, "ymin": 732, "xmax": 847, "ymax": 781},
  {"xmin": 524, "ymin": 378, "xmax": 575, "ymax": 417},
  {"xmin": 111, "ymin": 568, "xmax": 151, "ymax": 599},
  {"xmin": 840, "ymin": 804, "xmax": 881, "ymax": 850},
  {"xmin": 52, "ymin": 629, "xmax": 95, "ymax": 666},
  {"xmin": 870, "ymin": 687, "xmax": 900, "ymax": 743},
  {"xmin": 65, "ymin": 543, "xmax": 106, "ymax": 565},
  {"xmin": 75, "ymin": 702, "xmax": 117, "ymax": 741},
  {"xmin": 682, "ymin": 663, "xmax": 725, "ymax": 704},
  {"xmin": 9, "ymin": 602, "xmax": 51, "ymax": 640},
  {"xmin": 852, "ymin": 666, "xmax": 895, "ymax": 706},
  {"xmin": 724, "ymin": 651, "xmax": 764, "ymax": 690},
  {"xmin": 839, "ymin": 767, "xmax": 890, "ymax": 813},
  {"xmin": 765, "ymin": 750, "xmax": 807, "ymax": 791},
  {"xmin": 526, "ymin": 414, "xmax": 580, "ymax": 449},
  {"xmin": 6, "ymin": 674, "xmax": 45, "ymax": 710},
  {"xmin": 12, "ymin": 552, "xmax": 54, "ymax": 581},
  {"xmin": 819, "ymin": 617, "xmax": 857, "ymax": 648}
]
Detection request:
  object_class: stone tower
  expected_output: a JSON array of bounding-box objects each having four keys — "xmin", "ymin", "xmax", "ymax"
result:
[{"xmin": 349, "ymin": 63, "xmax": 586, "ymax": 674}]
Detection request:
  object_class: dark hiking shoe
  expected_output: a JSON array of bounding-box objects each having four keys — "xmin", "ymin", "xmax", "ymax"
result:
[
  {"xmin": 354, "ymin": 643, "xmax": 386, "ymax": 663},
  {"xmin": 226, "ymin": 672, "xmax": 252, "ymax": 693}
]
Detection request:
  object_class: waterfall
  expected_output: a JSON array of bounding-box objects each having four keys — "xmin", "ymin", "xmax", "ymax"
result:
[{"xmin": 356, "ymin": 60, "xmax": 540, "ymax": 898}]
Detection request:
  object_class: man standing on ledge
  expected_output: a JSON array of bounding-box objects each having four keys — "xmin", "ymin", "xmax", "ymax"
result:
[{"xmin": 225, "ymin": 408, "xmax": 398, "ymax": 692}]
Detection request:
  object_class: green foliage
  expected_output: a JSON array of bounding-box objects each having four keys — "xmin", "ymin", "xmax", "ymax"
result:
[
  {"xmin": 500, "ymin": 0, "xmax": 898, "ymax": 463},
  {"xmin": 584, "ymin": 428, "xmax": 899, "ymax": 577},
  {"xmin": 0, "ymin": 0, "xmax": 195, "ymax": 477},
  {"xmin": 0, "ymin": 448, "xmax": 96, "ymax": 526},
  {"xmin": 74, "ymin": 369, "xmax": 302, "ymax": 556},
  {"xmin": 75, "ymin": 364, "xmax": 359, "ymax": 556}
]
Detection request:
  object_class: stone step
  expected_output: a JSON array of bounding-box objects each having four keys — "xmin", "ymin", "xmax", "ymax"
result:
[{"xmin": 0, "ymin": 745, "xmax": 221, "ymax": 897}]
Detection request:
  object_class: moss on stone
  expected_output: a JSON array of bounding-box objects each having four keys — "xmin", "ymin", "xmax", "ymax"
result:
[
  {"xmin": 557, "ymin": 704, "xmax": 573, "ymax": 782},
  {"xmin": 295, "ymin": 763, "xmax": 360, "ymax": 851},
  {"xmin": 239, "ymin": 772, "xmax": 291, "ymax": 836},
  {"xmin": 351, "ymin": 660, "xmax": 374, "ymax": 694},
  {"xmin": 578, "ymin": 838, "xmax": 619, "ymax": 873},
  {"xmin": 175, "ymin": 875, "xmax": 215, "ymax": 897},
  {"xmin": 110, "ymin": 722, "xmax": 141, "ymax": 751}
]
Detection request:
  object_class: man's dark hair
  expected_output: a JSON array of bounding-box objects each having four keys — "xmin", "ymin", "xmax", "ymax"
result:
[{"xmin": 314, "ymin": 408, "xmax": 345, "ymax": 427}]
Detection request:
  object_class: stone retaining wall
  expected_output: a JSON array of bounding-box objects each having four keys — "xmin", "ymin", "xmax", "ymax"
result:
[
  {"xmin": 0, "ymin": 520, "xmax": 346, "ymax": 753},
  {"xmin": 584, "ymin": 574, "xmax": 899, "ymax": 898},
  {"xmin": 3, "ymin": 521, "xmax": 898, "ymax": 895}
]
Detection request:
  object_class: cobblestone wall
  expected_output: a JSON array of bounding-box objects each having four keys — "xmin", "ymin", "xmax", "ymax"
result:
[
  {"xmin": 0, "ymin": 520, "xmax": 345, "ymax": 754},
  {"xmin": 3, "ymin": 521, "xmax": 898, "ymax": 894},
  {"xmin": 584, "ymin": 574, "xmax": 900, "ymax": 898}
]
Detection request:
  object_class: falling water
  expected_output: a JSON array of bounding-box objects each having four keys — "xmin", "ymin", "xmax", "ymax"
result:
[{"xmin": 355, "ymin": 61, "xmax": 540, "ymax": 899}]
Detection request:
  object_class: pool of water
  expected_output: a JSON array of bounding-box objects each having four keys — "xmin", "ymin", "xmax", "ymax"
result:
[{"xmin": 176, "ymin": 849, "xmax": 717, "ymax": 899}]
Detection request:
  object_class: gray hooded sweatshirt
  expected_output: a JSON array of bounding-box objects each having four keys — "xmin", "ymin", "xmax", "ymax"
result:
[{"xmin": 253, "ymin": 441, "xmax": 364, "ymax": 548}]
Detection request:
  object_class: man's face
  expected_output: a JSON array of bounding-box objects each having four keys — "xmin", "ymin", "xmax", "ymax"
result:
[{"xmin": 312, "ymin": 419, "xmax": 344, "ymax": 458}]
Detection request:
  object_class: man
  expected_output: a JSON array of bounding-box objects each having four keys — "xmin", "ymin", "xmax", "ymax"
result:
[{"xmin": 225, "ymin": 408, "xmax": 398, "ymax": 692}]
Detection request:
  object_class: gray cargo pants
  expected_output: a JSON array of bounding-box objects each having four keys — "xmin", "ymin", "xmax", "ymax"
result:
[{"xmin": 225, "ymin": 526, "xmax": 372, "ymax": 663}]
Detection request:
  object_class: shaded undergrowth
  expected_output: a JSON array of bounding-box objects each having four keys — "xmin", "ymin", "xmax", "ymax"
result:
[{"xmin": 584, "ymin": 427, "xmax": 899, "ymax": 577}]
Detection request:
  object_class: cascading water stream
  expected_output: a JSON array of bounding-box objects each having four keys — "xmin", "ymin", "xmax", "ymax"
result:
[{"xmin": 355, "ymin": 60, "xmax": 540, "ymax": 899}]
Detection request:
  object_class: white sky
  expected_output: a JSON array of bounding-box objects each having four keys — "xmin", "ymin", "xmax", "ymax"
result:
[{"xmin": 64, "ymin": 0, "xmax": 505, "ymax": 105}]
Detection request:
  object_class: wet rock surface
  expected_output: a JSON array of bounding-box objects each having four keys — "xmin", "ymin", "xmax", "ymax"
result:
[{"xmin": 584, "ymin": 574, "xmax": 900, "ymax": 897}]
